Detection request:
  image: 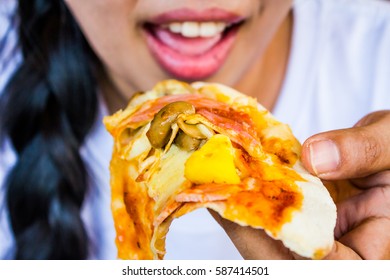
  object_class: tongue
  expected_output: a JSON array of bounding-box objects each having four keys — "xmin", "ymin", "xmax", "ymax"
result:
[{"xmin": 154, "ymin": 27, "xmax": 222, "ymax": 56}]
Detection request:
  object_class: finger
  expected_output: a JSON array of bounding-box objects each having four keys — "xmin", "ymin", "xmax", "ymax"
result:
[
  {"xmin": 338, "ymin": 217, "xmax": 390, "ymax": 259},
  {"xmin": 335, "ymin": 186, "xmax": 390, "ymax": 238},
  {"xmin": 351, "ymin": 170, "xmax": 390, "ymax": 189},
  {"xmin": 209, "ymin": 210, "xmax": 294, "ymax": 259},
  {"xmin": 301, "ymin": 110, "xmax": 390, "ymax": 180},
  {"xmin": 328, "ymin": 186, "xmax": 390, "ymax": 259},
  {"xmin": 322, "ymin": 241, "xmax": 361, "ymax": 260},
  {"xmin": 222, "ymin": 221, "xmax": 292, "ymax": 260}
]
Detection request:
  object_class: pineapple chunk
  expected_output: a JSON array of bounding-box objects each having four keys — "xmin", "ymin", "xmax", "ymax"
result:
[{"xmin": 184, "ymin": 134, "xmax": 240, "ymax": 184}]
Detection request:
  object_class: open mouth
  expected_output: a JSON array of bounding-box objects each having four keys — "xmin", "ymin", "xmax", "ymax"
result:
[{"xmin": 143, "ymin": 10, "xmax": 244, "ymax": 80}]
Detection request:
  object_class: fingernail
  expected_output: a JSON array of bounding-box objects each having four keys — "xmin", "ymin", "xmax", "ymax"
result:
[{"xmin": 309, "ymin": 140, "xmax": 340, "ymax": 175}]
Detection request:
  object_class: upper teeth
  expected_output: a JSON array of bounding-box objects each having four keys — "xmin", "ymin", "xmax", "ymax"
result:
[{"xmin": 167, "ymin": 22, "xmax": 227, "ymax": 38}]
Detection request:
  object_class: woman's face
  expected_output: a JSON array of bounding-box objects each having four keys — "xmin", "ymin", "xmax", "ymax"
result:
[{"xmin": 64, "ymin": 0, "xmax": 292, "ymax": 97}]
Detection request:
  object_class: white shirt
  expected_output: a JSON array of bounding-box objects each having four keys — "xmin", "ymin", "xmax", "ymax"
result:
[
  {"xmin": 275, "ymin": 0, "xmax": 390, "ymax": 142},
  {"xmin": 1, "ymin": 0, "xmax": 390, "ymax": 259}
]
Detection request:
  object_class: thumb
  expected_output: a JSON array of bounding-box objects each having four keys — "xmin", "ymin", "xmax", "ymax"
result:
[{"xmin": 301, "ymin": 111, "xmax": 390, "ymax": 180}]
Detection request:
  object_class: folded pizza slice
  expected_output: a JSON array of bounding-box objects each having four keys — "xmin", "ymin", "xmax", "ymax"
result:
[{"xmin": 104, "ymin": 80, "xmax": 337, "ymax": 260}]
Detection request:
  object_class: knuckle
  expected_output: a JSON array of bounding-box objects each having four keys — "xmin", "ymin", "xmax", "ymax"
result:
[
  {"xmin": 355, "ymin": 110, "xmax": 390, "ymax": 127},
  {"xmin": 360, "ymin": 129, "xmax": 381, "ymax": 168},
  {"xmin": 366, "ymin": 186, "xmax": 390, "ymax": 216},
  {"xmin": 379, "ymin": 187, "xmax": 390, "ymax": 214}
]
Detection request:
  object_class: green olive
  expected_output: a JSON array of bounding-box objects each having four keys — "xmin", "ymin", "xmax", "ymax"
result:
[{"xmin": 146, "ymin": 101, "xmax": 195, "ymax": 149}]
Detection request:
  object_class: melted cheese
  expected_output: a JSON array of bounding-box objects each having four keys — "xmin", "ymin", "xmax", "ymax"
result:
[
  {"xmin": 184, "ymin": 134, "xmax": 240, "ymax": 184},
  {"xmin": 148, "ymin": 145, "xmax": 192, "ymax": 212}
]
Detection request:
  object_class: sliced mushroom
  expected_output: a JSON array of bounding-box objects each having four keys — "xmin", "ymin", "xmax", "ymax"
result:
[
  {"xmin": 177, "ymin": 118, "xmax": 208, "ymax": 140},
  {"xmin": 197, "ymin": 123, "xmax": 215, "ymax": 139},
  {"xmin": 164, "ymin": 122, "xmax": 180, "ymax": 153},
  {"xmin": 146, "ymin": 101, "xmax": 195, "ymax": 149},
  {"xmin": 174, "ymin": 131, "xmax": 202, "ymax": 151}
]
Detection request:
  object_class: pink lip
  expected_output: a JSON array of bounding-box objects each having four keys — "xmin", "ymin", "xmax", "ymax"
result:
[
  {"xmin": 151, "ymin": 8, "xmax": 243, "ymax": 24},
  {"xmin": 144, "ymin": 8, "xmax": 243, "ymax": 80}
]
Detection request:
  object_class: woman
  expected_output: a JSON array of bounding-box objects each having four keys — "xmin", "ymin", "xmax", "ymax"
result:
[{"xmin": 0, "ymin": 0, "xmax": 389, "ymax": 259}]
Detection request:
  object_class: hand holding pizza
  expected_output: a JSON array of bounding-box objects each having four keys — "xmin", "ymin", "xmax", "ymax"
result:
[
  {"xmin": 217, "ymin": 110, "xmax": 390, "ymax": 259},
  {"xmin": 303, "ymin": 110, "xmax": 390, "ymax": 259}
]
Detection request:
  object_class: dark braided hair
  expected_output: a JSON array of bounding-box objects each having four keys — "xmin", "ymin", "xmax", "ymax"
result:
[{"xmin": 0, "ymin": 0, "xmax": 102, "ymax": 259}]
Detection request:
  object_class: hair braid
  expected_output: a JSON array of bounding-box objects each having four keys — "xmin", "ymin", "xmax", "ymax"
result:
[{"xmin": 0, "ymin": 0, "xmax": 101, "ymax": 259}]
